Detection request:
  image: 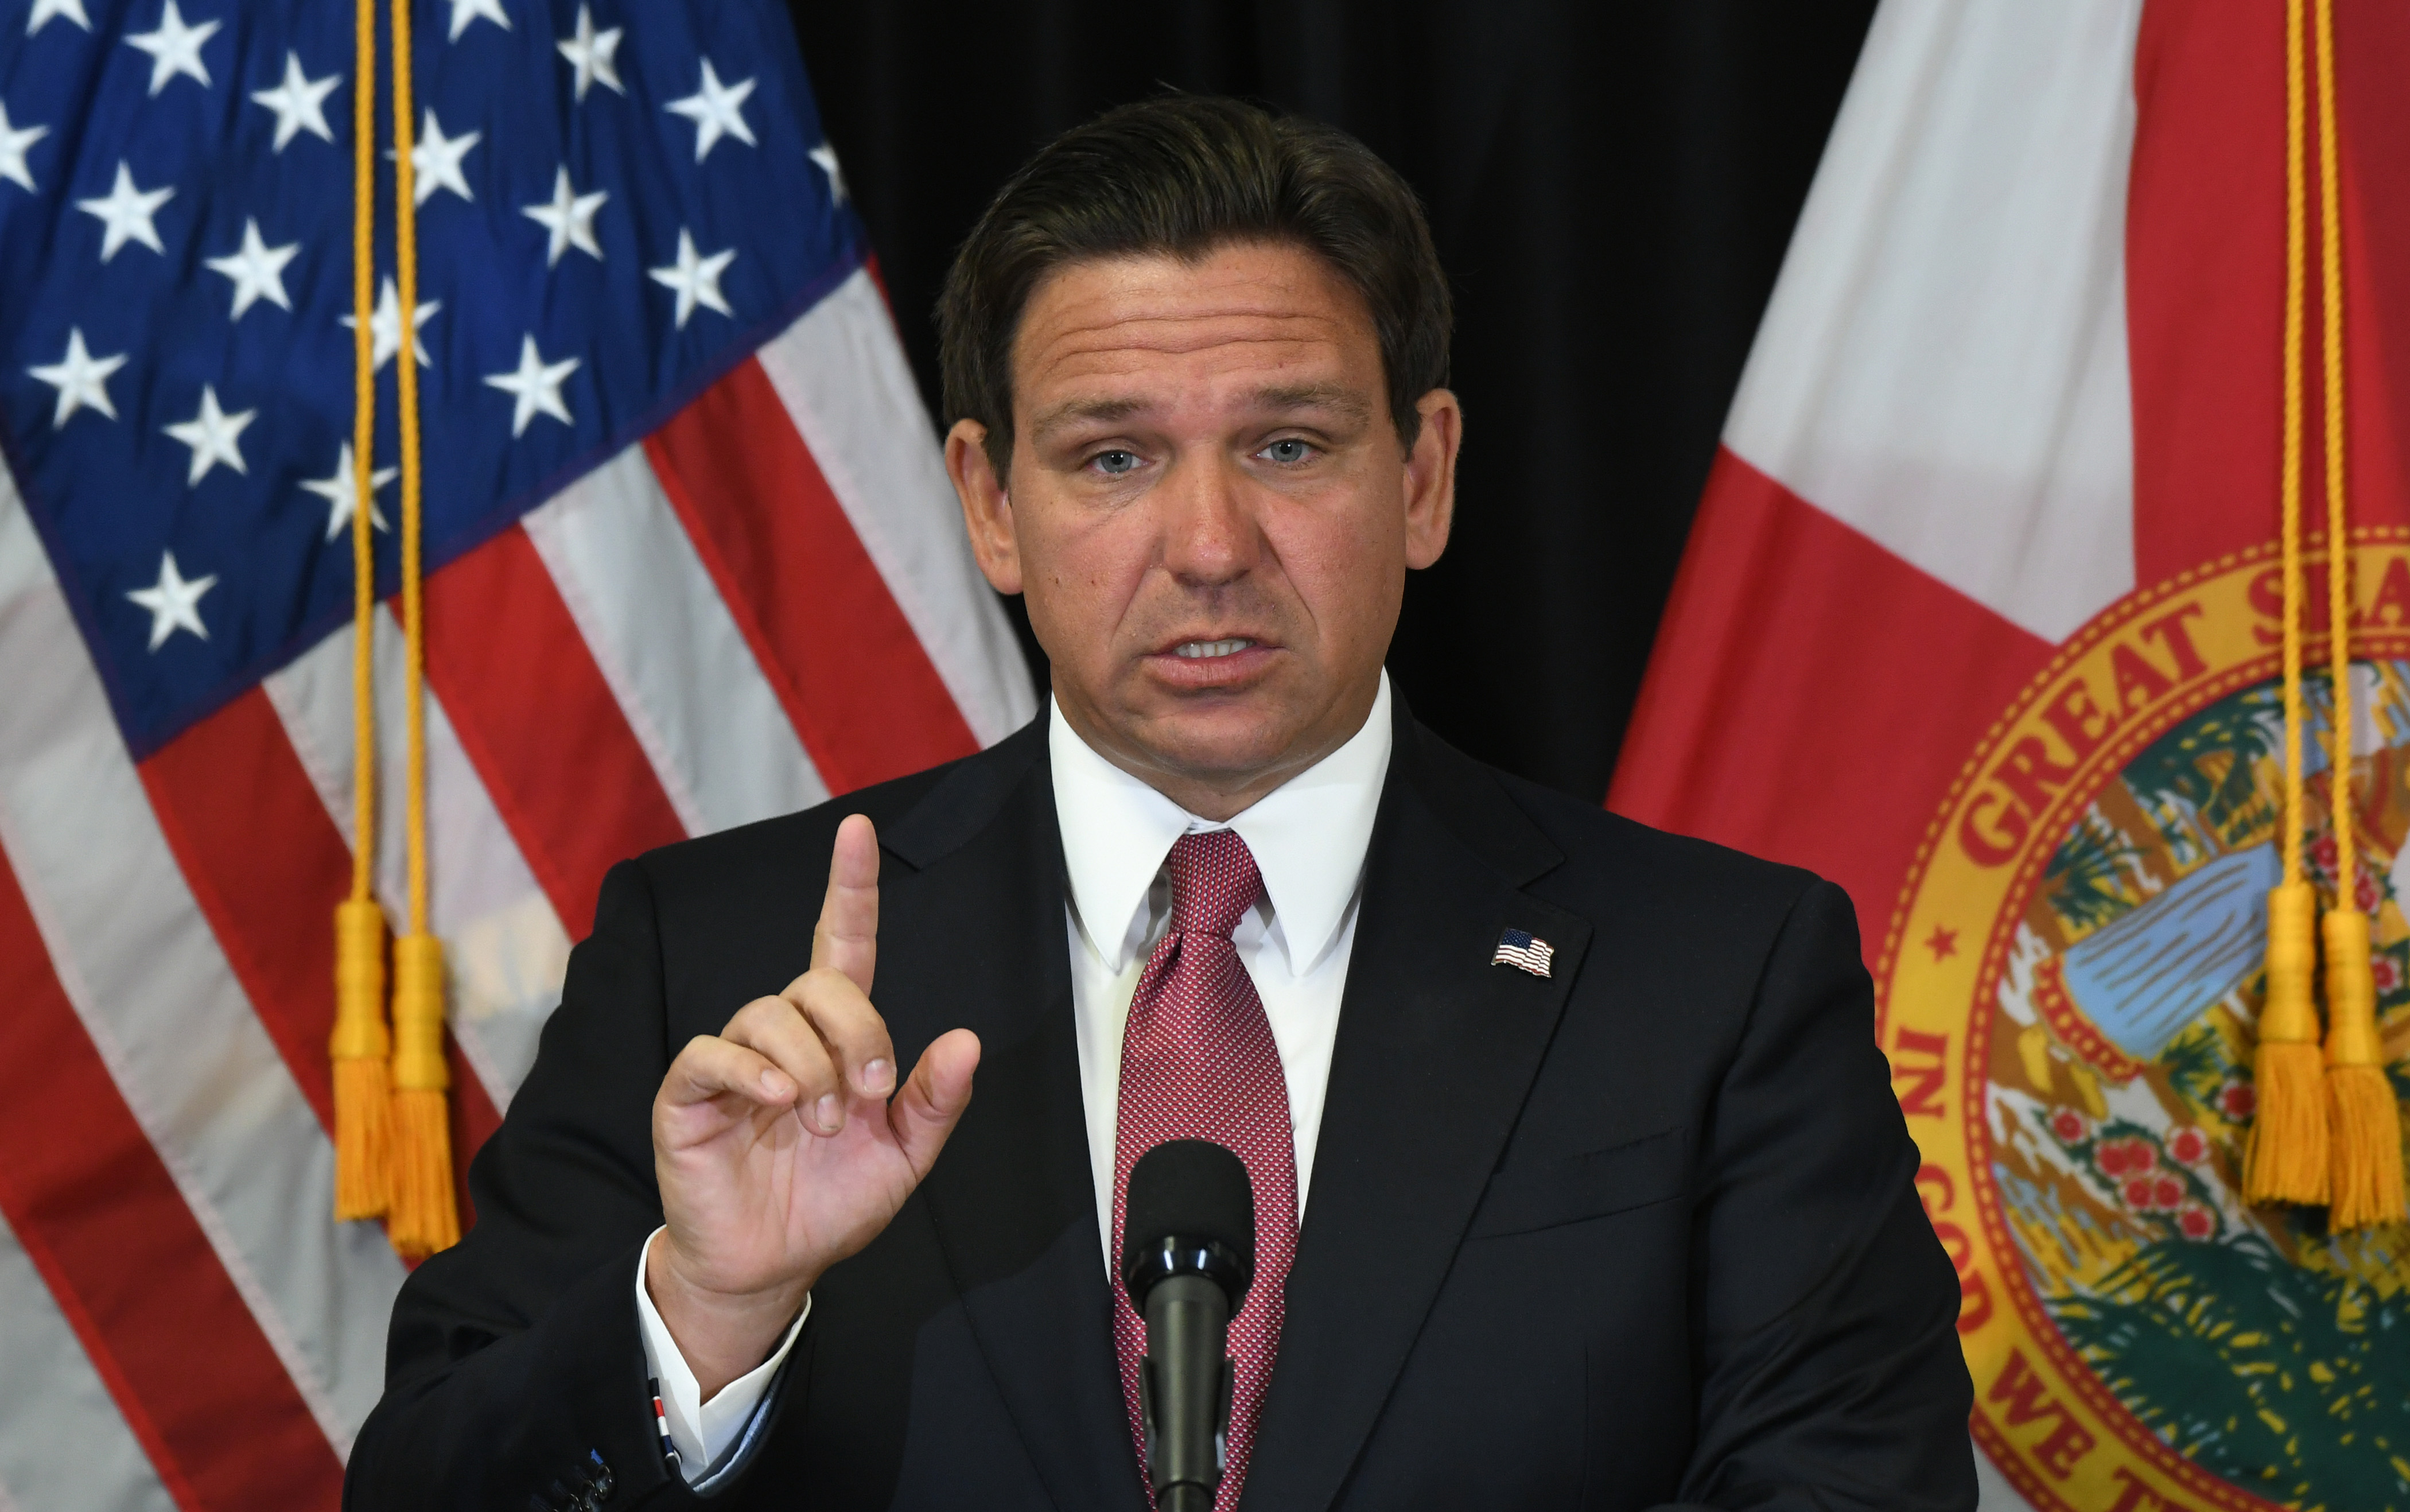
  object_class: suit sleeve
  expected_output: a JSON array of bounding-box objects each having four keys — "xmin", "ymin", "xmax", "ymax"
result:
[
  {"xmin": 1667, "ymin": 880, "xmax": 1977, "ymax": 1512},
  {"xmin": 343, "ymin": 860, "xmax": 781, "ymax": 1511}
]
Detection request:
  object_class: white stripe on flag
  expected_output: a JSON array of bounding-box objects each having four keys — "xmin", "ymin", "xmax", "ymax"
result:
[
  {"xmin": 0, "ymin": 480, "xmax": 404, "ymax": 1455},
  {"xmin": 0, "ymin": 1210, "xmax": 179, "ymax": 1512},
  {"xmin": 263, "ymin": 612, "xmax": 571, "ymax": 1107},
  {"xmin": 756, "ymin": 269, "xmax": 1039, "ymax": 745},
  {"xmin": 1722, "ymin": 0, "xmax": 2143, "ymax": 644},
  {"xmin": 523, "ymin": 446, "xmax": 831, "ymax": 836}
]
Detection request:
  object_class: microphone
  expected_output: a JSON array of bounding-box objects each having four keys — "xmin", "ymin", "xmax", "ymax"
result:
[{"xmin": 1120, "ymin": 1140, "xmax": 1256, "ymax": 1512}]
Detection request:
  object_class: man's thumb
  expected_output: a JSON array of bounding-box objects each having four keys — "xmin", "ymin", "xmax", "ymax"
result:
[{"xmin": 889, "ymin": 1028, "xmax": 981, "ymax": 1178}]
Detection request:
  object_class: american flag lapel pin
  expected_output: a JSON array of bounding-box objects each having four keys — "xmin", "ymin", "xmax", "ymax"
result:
[{"xmin": 1491, "ymin": 927, "xmax": 1553, "ymax": 978}]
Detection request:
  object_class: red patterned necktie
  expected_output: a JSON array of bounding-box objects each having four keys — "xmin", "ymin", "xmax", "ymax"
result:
[{"xmin": 1111, "ymin": 829, "xmax": 1298, "ymax": 1509}]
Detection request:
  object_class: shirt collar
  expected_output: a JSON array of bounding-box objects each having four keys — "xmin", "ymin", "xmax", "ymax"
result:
[{"xmin": 1049, "ymin": 671, "xmax": 1394, "ymax": 976}]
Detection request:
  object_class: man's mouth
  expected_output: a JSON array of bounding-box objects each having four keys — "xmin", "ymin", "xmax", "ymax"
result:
[{"xmin": 1171, "ymin": 638, "xmax": 1258, "ymax": 660}]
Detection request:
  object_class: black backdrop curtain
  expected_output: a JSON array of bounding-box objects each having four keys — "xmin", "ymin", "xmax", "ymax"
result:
[{"xmin": 780, "ymin": 2, "xmax": 1876, "ymax": 803}]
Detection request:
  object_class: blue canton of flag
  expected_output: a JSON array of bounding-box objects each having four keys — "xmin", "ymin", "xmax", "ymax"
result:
[{"xmin": 0, "ymin": 0, "xmax": 859, "ymax": 758}]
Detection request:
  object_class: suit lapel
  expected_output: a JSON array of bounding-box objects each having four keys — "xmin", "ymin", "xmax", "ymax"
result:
[
  {"xmin": 1242, "ymin": 714, "xmax": 1591, "ymax": 1512},
  {"xmin": 879, "ymin": 730, "xmax": 1148, "ymax": 1512}
]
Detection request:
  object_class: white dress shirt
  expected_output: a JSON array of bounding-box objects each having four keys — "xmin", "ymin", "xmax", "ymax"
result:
[
  {"xmin": 1055, "ymin": 671, "xmax": 1391, "ymax": 1265},
  {"xmin": 638, "ymin": 673, "xmax": 1393, "ymax": 1478}
]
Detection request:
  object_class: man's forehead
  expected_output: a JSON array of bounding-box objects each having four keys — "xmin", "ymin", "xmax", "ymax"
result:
[
  {"xmin": 1023, "ymin": 242, "xmax": 1362, "ymax": 329},
  {"xmin": 1013, "ymin": 244, "xmax": 1380, "ymax": 425}
]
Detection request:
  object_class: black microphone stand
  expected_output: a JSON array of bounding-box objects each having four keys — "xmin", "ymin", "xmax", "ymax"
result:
[
  {"xmin": 1121, "ymin": 1140, "xmax": 1256, "ymax": 1512},
  {"xmin": 1138, "ymin": 1264, "xmax": 1237, "ymax": 1512}
]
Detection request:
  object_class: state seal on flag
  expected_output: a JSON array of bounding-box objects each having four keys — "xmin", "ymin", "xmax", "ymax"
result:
[{"xmin": 1883, "ymin": 537, "xmax": 2410, "ymax": 1512}]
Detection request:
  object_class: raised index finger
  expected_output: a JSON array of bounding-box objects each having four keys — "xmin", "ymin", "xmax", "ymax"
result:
[{"xmin": 810, "ymin": 813, "xmax": 879, "ymax": 993}]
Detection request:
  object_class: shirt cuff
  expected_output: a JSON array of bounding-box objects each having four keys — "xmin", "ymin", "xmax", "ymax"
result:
[{"xmin": 634, "ymin": 1227, "xmax": 811, "ymax": 1483}]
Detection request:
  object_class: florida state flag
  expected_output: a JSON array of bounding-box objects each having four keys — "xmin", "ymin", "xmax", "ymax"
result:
[{"xmin": 1612, "ymin": 2, "xmax": 2410, "ymax": 1509}]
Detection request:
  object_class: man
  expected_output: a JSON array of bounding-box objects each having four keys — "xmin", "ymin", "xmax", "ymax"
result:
[{"xmin": 347, "ymin": 96, "xmax": 1974, "ymax": 1511}]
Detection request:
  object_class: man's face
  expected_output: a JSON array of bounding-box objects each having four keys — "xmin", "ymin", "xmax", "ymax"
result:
[{"xmin": 947, "ymin": 240, "xmax": 1459, "ymax": 818}]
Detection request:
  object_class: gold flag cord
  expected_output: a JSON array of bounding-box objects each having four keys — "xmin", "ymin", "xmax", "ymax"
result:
[
  {"xmin": 329, "ymin": 0, "xmax": 391, "ymax": 1225},
  {"xmin": 328, "ymin": 0, "xmax": 459, "ymax": 1257},
  {"xmin": 2249, "ymin": 0, "xmax": 2404, "ymax": 1229},
  {"xmin": 2308, "ymin": 0, "xmax": 2403, "ymax": 1231},
  {"xmin": 384, "ymin": 0, "xmax": 461, "ymax": 1259}
]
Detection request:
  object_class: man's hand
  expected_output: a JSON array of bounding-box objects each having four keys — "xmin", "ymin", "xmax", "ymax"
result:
[{"xmin": 648, "ymin": 814, "xmax": 980, "ymax": 1398}]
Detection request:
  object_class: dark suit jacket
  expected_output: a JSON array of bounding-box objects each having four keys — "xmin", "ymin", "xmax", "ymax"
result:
[{"xmin": 346, "ymin": 701, "xmax": 1976, "ymax": 1511}]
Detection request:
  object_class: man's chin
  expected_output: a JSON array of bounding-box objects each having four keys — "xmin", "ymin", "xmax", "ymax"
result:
[
  {"xmin": 1058, "ymin": 665, "xmax": 1366, "ymax": 801},
  {"xmin": 1117, "ymin": 698, "xmax": 1313, "ymax": 789}
]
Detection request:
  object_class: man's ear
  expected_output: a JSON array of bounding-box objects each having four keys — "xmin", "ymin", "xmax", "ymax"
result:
[
  {"xmin": 947, "ymin": 419, "xmax": 1023, "ymax": 594},
  {"xmin": 1402, "ymin": 388, "xmax": 1461, "ymax": 570}
]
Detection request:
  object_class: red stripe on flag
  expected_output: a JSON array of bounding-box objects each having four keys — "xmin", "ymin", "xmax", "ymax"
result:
[
  {"xmin": 423, "ymin": 525, "xmax": 687, "ymax": 939},
  {"xmin": 2127, "ymin": 0, "xmax": 2410, "ymax": 583},
  {"xmin": 2334, "ymin": 3, "xmax": 2410, "ymax": 534},
  {"xmin": 137, "ymin": 689, "xmax": 505, "ymax": 1187},
  {"xmin": 0, "ymin": 846, "xmax": 345, "ymax": 1512},
  {"xmin": 2125, "ymin": 2, "xmax": 2287, "ymax": 582},
  {"xmin": 645, "ymin": 357, "xmax": 979, "ymax": 794},
  {"xmin": 135, "ymin": 689, "xmax": 348, "ymax": 1129},
  {"xmin": 1608, "ymin": 448, "xmax": 2049, "ymax": 954}
]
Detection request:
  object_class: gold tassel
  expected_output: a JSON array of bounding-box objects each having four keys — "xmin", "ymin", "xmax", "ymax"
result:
[
  {"xmin": 2248, "ymin": 881, "xmax": 2329, "ymax": 1204},
  {"xmin": 384, "ymin": 933, "xmax": 458, "ymax": 1257},
  {"xmin": 2322, "ymin": 908, "xmax": 2404, "ymax": 1229},
  {"xmin": 331, "ymin": 899, "xmax": 391, "ymax": 1219}
]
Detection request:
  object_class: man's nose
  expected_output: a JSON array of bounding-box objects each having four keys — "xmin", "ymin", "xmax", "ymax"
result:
[{"xmin": 1157, "ymin": 451, "xmax": 1260, "ymax": 586}]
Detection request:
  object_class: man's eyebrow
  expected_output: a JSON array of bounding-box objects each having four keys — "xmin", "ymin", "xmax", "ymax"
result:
[
  {"xmin": 1025, "ymin": 384, "xmax": 1373, "ymax": 442},
  {"xmin": 1248, "ymin": 383, "xmax": 1371, "ymax": 423},
  {"xmin": 1028, "ymin": 396, "xmax": 1149, "ymax": 440}
]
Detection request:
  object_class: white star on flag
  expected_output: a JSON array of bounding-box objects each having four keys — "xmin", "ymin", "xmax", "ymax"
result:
[
  {"xmin": 557, "ymin": 5, "xmax": 623, "ymax": 101},
  {"xmin": 75, "ymin": 161, "xmax": 173, "ymax": 262},
  {"xmin": 403, "ymin": 109, "xmax": 480, "ymax": 204},
  {"xmin": 666, "ymin": 60, "xmax": 756, "ymax": 162},
  {"xmin": 27, "ymin": 328, "xmax": 127, "ymax": 428},
  {"xmin": 204, "ymin": 217, "xmax": 301, "ymax": 320},
  {"xmin": 250, "ymin": 50, "xmax": 339, "ymax": 151},
  {"xmin": 0, "ymin": 100, "xmax": 46, "ymax": 193},
  {"xmin": 648, "ymin": 228, "xmax": 735, "ymax": 330},
  {"xmin": 523, "ymin": 166, "xmax": 607, "ymax": 267},
  {"xmin": 124, "ymin": 1, "xmax": 220, "ymax": 96},
  {"xmin": 126, "ymin": 551, "xmax": 217, "ymax": 650},
  {"xmin": 25, "ymin": 0, "xmax": 90, "ymax": 35},
  {"xmin": 448, "ymin": 0, "xmax": 510, "ymax": 41},
  {"xmin": 811, "ymin": 142, "xmax": 846, "ymax": 204},
  {"xmin": 301, "ymin": 442, "xmax": 397, "ymax": 541},
  {"xmin": 484, "ymin": 334, "xmax": 580, "ymax": 436},
  {"xmin": 339, "ymin": 275, "xmax": 440, "ymax": 371},
  {"xmin": 162, "ymin": 384, "xmax": 255, "ymax": 485}
]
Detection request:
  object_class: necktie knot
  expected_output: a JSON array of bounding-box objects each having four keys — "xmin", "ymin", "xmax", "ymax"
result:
[{"xmin": 1164, "ymin": 829, "xmax": 1262, "ymax": 940}]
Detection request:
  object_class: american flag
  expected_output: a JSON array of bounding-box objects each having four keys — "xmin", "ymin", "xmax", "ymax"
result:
[
  {"xmin": 0, "ymin": 2, "xmax": 1033, "ymax": 1508},
  {"xmin": 1491, "ymin": 927, "xmax": 1553, "ymax": 978}
]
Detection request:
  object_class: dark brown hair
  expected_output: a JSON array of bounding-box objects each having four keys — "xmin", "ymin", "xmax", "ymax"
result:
[{"xmin": 936, "ymin": 95, "xmax": 1452, "ymax": 475}]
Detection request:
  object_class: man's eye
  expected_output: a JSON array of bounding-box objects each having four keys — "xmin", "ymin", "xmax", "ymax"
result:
[
  {"xmin": 1091, "ymin": 449, "xmax": 1141, "ymax": 476},
  {"xmin": 1261, "ymin": 439, "xmax": 1313, "ymax": 465}
]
